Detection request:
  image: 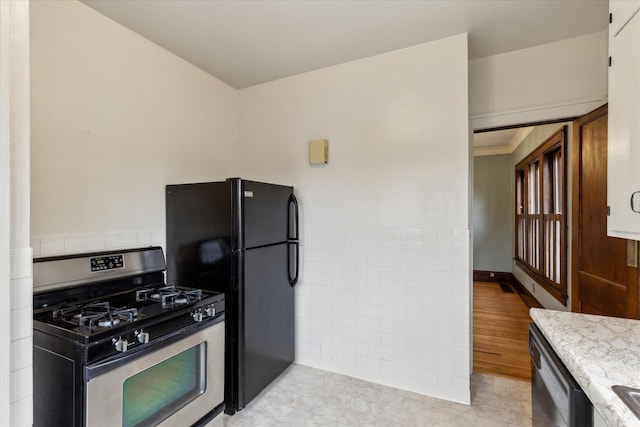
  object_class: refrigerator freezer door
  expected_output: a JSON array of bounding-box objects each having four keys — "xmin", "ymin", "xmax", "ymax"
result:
[
  {"xmin": 165, "ymin": 182, "xmax": 232, "ymax": 288},
  {"xmin": 240, "ymin": 181, "xmax": 293, "ymax": 249},
  {"xmin": 237, "ymin": 243, "xmax": 294, "ymax": 409}
]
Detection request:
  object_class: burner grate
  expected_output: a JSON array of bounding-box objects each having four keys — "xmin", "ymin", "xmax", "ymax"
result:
[
  {"xmin": 53, "ymin": 301, "xmax": 138, "ymax": 331},
  {"xmin": 136, "ymin": 286, "xmax": 202, "ymax": 309}
]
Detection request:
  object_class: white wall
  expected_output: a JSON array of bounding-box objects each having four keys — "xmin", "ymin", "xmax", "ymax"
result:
[
  {"xmin": 30, "ymin": 0, "xmax": 239, "ymax": 256},
  {"xmin": 1, "ymin": 1, "xmax": 32, "ymax": 425},
  {"xmin": 470, "ymin": 32, "xmax": 608, "ymax": 130},
  {"xmin": 238, "ymin": 35, "xmax": 471, "ymax": 403}
]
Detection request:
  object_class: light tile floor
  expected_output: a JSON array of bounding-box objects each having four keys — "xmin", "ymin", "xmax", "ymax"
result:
[{"xmin": 224, "ymin": 364, "xmax": 531, "ymax": 426}]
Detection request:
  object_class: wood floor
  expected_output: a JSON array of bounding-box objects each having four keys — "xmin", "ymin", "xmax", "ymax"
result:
[{"xmin": 473, "ymin": 281, "xmax": 532, "ymax": 381}]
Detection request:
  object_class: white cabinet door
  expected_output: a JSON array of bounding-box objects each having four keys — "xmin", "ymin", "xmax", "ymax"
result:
[
  {"xmin": 608, "ymin": 8, "xmax": 640, "ymax": 239},
  {"xmin": 610, "ymin": 0, "xmax": 640, "ymax": 37}
]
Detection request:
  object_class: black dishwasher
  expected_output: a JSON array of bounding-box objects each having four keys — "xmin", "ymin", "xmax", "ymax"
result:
[{"xmin": 529, "ymin": 323, "xmax": 593, "ymax": 427}]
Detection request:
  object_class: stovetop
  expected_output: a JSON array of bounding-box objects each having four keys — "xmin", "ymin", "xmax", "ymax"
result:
[
  {"xmin": 34, "ymin": 283, "xmax": 224, "ymax": 341},
  {"xmin": 32, "ymin": 247, "xmax": 226, "ymax": 369},
  {"xmin": 33, "ymin": 247, "xmax": 225, "ymax": 359},
  {"xmin": 35, "ymin": 284, "xmax": 219, "ymax": 334}
]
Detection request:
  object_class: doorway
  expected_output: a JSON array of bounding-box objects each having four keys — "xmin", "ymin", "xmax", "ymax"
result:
[{"xmin": 471, "ymin": 121, "xmax": 569, "ymax": 380}]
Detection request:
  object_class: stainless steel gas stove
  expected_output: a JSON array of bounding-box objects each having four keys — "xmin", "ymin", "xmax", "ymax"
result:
[{"xmin": 33, "ymin": 246, "xmax": 225, "ymax": 427}]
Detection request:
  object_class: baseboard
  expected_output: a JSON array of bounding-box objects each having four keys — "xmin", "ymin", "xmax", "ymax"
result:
[
  {"xmin": 473, "ymin": 269, "xmax": 543, "ymax": 309},
  {"xmin": 473, "ymin": 270, "xmax": 512, "ymax": 283},
  {"xmin": 509, "ymin": 274, "xmax": 544, "ymax": 309}
]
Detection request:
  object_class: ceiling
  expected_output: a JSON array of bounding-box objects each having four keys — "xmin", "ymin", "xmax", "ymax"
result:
[
  {"xmin": 81, "ymin": 0, "xmax": 608, "ymax": 90},
  {"xmin": 473, "ymin": 127, "xmax": 535, "ymax": 156},
  {"xmin": 80, "ymin": 0, "xmax": 607, "ymax": 153}
]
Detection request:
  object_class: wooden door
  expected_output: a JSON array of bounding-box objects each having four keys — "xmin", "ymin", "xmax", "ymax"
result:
[{"xmin": 572, "ymin": 104, "xmax": 640, "ymax": 318}]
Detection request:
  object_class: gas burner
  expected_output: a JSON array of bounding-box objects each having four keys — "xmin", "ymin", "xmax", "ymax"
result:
[
  {"xmin": 136, "ymin": 286, "xmax": 203, "ymax": 309},
  {"xmin": 78, "ymin": 306, "xmax": 137, "ymax": 330},
  {"xmin": 98, "ymin": 317, "xmax": 120, "ymax": 328},
  {"xmin": 52, "ymin": 301, "xmax": 138, "ymax": 330}
]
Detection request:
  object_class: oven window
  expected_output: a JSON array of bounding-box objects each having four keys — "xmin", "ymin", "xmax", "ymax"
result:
[{"xmin": 122, "ymin": 343, "xmax": 207, "ymax": 427}]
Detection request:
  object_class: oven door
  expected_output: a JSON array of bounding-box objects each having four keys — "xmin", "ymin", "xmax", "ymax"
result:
[{"xmin": 85, "ymin": 320, "xmax": 224, "ymax": 427}]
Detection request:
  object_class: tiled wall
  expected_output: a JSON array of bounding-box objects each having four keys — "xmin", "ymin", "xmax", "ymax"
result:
[
  {"xmin": 295, "ymin": 224, "xmax": 471, "ymax": 403},
  {"xmin": 31, "ymin": 230, "xmax": 166, "ymax": 258},
  {"xmin": 10, "ymin": 248, "xmax": 33, "ymax": 425}
]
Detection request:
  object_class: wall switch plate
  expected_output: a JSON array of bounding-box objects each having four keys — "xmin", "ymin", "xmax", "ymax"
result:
[{"xmin": 309, "ymin": 139, "xmax": 328, "ymax": 164}]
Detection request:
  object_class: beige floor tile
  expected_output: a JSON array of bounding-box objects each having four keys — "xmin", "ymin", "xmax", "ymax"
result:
[{"xmin": 224, "ymin": 364, "xmax": 531, "ymax": 427}]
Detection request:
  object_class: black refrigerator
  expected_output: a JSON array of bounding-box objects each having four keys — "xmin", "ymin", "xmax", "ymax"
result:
[{"xmin": 165, "ymin": 178, "xmax": 299, "ymax": 414}]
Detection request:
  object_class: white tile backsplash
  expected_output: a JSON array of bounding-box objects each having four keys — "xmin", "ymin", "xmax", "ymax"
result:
[
  {"xmin": 64, "ymin": 234, "xmax": 87, "ymax": 253},
  {"xmin": 85, "ymin": 233, "xmax": 106, "ymax": 252},
  {"xmin": 121, "ymin": 231, "xmax": 139, "ymax": 248},
  {"xmin": 295, "ymin": 224, "xmax": 470, "ymax": 403},
  {"xmin": 9, "ymin": 366, "xmax": 31, "ymax": 403},
  {"xmin": 104, "ymin": 232, "xmax": 123, "ymax": 249},
  {"xmin": 10, "ymin": 336, "xmax": 32, "ymax": 372},
  {"xmin": 10, "ymin": 277, "xmax": 31, "ymax": 311},
  {"xmin": 10, "ymin": 248, "xmax": 32, "ymax": 279},
  {"xmin": 39, "ymin": 235, "xmax": 65, "ymax": 256},
  {"xmin": 7, "ymin": 245, "xmax": 33, "ymax": 426},
  {"xmin": 136, "ymin": 230, "xmax": 152, "ymax": 246},
  {"xmin": 33, "ymin": 230, "xmax": 165, "ymax": 257},
  {"xmin": 10, "ymin": 306, "xmax": 32, "ymax": 341},
  {"xmin": 10, "ymin": 395, "xmax": 32, "ymax": 427}
]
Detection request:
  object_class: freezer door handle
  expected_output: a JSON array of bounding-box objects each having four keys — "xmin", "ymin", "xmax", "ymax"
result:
[
  {"xmin": 288, "ymin": 242, "xmax": 299, "ymax": 287},
  {"xmin": 288, "ymin": 194, "xmax": 299, "ymax": 241}
]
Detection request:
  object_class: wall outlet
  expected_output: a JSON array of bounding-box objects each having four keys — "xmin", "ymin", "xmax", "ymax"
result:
[
  {"xmin": 532, "ymin": 283, "xmax": 536, "ymax": 293},
  {"xmin": 489, "ymin": 272, "xmax": 495, "ymax": 278}
]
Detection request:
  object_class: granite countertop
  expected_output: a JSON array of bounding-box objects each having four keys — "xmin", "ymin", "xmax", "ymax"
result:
[{"xmin": 530, "ymin": 308, "xmax": 640, "ymax": 427}]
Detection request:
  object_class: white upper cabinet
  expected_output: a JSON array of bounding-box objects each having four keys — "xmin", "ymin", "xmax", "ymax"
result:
[
  {"xmin": 610, "ymin": 0, "xmax": 640, "ymax": 37},
  {"xmin": 608, "ymin": 0, "xmax": 640, "ymax": 239}
]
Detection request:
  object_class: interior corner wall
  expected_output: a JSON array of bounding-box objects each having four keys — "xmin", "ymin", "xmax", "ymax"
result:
[
  {"xmin": 470, "ymin": 31, "xmax": 607, "ymax": 130},
  {"xmin": 237, "ymin": 34, "xmax": 471, "ymax": 404},
  {"xmin": 2, "ymin": 1, "xmax": 32, "ymax": 425},
  {"xmin": 29, "ymin": 0, "xmax": 239, "ymax": 257},
  {"xmin": 511, "ymin": 122, "xmax": 573, "ymax": 312},
  {"xmin": 473, "ymin": 155, "xmax": 512, "ymax": 273}
]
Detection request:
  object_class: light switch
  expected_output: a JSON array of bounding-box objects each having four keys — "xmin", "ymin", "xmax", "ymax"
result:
[{"xmin": 309, "ymin": 139, "xmax": 328, "ymax": 165}]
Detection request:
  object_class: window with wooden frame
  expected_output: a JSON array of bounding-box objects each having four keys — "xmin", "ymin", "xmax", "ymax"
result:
[{"xmin": 515, "ymin": 128, "xmax": 567, "ymax": 303}]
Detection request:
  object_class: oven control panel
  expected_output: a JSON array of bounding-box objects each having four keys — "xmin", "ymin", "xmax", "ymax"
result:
[
  {"xmin": 90, "ymin": 254, "xmax": 124, "ymax": 272},
  {"xmin": 112, "ymin": 329, "xmax": 151, "ymax": 353},
  {"xmin": 192, "ymin": 304, "xmax": 216, "ymax": 322}
]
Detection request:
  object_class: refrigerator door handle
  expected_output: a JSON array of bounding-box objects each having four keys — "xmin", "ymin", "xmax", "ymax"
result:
[
  {"xmin": 288, "ymin": 194, "xmax": 299, "ymax": 241},
  {"xmin": 288, "ymin": 193, "xmax": 299, "ymax": 286},
  {"xmin": 288, "ymin": 242, "xmax": 299, "ymax": 287}
]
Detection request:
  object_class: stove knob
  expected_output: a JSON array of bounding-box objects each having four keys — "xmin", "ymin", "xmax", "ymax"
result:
[
  {"xmin": 135, "ymin": 330, "xmax": 149, "ymax": 344},
  {"xmin": 205, "ymin": 305, "xmax": 216, "ymax": 317},
  {"xmin": 192, "ymin": 309, "xmax": 203, "ymax": 322},
  {"xmin": 113, "ymin": 337, "xmax": 129, "ymax": 353}
]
